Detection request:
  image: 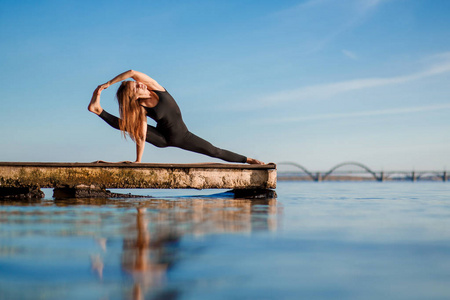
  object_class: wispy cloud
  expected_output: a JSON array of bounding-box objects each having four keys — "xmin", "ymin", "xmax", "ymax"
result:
[
  {"xmin": 257, "ymin": 103, "xmax": 450, "ymax": 124},
  {"xmin": 256, "ymin": 56, "xmax": 450, "ymax": 107},
  {"xmin": 342, "ymin": 49, "xmax": 358, "ymax": 60},
  {"xmin": 274, "ymin": 0, "xmax": 393, "ymax": 53}
]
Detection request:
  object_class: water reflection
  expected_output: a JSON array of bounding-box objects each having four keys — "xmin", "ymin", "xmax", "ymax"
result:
[
  {"xmin": 124, "ymin": 198, "xmax": 278, "ymax": 299},
  {"xmin": 119, "ymin": 198, "xmax": 278, "ymax": 299},
  {"xmin": 0, "ymin": 195, "xmax": 278, "ymax": 299},
  {"xmin": 121, "ymin": 207, "xmax": 171, "ymax": 299}
]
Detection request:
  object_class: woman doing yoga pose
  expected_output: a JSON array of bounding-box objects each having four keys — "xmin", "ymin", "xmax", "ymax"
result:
[{"xmin": 88, "ymin": 70, "xmax": 264, "ymax": 164}]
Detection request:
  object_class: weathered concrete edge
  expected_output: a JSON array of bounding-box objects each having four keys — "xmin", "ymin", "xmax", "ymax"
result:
[
  {"xmin": 0, "ymin": 162, "xmax": 276, "ymax": 170},
  {"xmin": 0, "ymin": 165, "xmax": 277, "ymax": 190}
]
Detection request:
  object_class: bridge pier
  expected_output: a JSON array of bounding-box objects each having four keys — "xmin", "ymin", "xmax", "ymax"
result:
[
  {"xmin": 315, "ymin": 172, "xmax": 322, "ymax": 182},
  {"xmin": 411, "ymin": 171, "xmax": 417, "ymax": 182},
  {"xmin": 444, "ymin": 171, "xmax": 448, "ymax": 182}
]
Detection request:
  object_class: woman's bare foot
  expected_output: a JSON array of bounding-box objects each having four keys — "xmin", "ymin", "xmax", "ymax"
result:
[
  {"xmin": 88, "ymin": 86, "xmax": 104, "ymax": 115},
  {"xmin": 246, "ymin": 157, "xmax": 265, "ymax": 165},
  {"xmin": 88, "ymin": 98, "xmax": 103, "ymax": 115}
]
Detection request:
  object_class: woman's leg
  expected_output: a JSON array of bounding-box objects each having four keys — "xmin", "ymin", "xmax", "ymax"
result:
[
  {"xmin": 172, "ymin": 131, "xmax": 247, "ymax": 163},
  {"xmin": 98, "ymin": 110, "xmax": 120, "ymax": 130},
  {"xmin": 98, "ymin": 110, "xmax": 168, "ymax": 148}
]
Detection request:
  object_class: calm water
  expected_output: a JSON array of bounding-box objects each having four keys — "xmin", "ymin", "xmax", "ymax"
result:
[{"xmin": 1, "ymin": 182, "xmax": 450, "ymax": 300}]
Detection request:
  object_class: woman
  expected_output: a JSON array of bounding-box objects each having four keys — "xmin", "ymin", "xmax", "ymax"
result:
[{"xmin": 88, "ymin": 70, "xmax": 264, "ymax": 164}]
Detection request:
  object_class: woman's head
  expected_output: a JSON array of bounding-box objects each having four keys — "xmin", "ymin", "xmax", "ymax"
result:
[
  {"xmin": 116, "ymin": 81, "xmax": 149, "ymax": 103},
  {"xmin": 116, "ymin": 81, "xmax": 146, "ymax": 142}
]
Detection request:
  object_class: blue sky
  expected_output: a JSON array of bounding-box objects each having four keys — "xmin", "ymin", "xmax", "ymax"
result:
[{"xmin": 0, "ymin": 0, "xmax": 449, "ymax": 171}]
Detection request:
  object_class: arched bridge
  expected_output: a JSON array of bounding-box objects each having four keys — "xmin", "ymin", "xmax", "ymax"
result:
[
  {"xmin": 321, "ymin": 162, "xmax": 379, "ymax": 181},
  {"xmin": 278, "ymin": 162, "xmax": 318, "ymax": 181},
  {"xmin": 278, "ymin": 162, "xmax": 448, "ymax": 182}
]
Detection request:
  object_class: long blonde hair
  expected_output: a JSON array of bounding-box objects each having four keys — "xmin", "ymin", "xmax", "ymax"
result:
[{"xmin": 116, "ymin": 81, "xmax": 146, "ymax": 142}]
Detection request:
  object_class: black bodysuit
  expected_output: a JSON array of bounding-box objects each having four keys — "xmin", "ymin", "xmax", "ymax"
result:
[{"xmin": 98, "ymin": 89, "xmax": 247, "ymax": 163}]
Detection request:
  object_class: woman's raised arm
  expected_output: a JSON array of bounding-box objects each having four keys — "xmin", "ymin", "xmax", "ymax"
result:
[
  {"xmin": 99, "ymin": 70, "xmax": 164, "ymax": 91},
  {"xmin": 99, "ymin": 70, "xmax": 134, "ymax": 89}
]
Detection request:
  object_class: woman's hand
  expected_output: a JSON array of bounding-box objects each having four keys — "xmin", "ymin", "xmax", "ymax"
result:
[
  {"xmin": 93, "ymin": 82, "xmax": 110, "ymax": 96},
  {"xmin": 99, "ymin": 82, "xmax": 110, "ymax": 90},
  {"xmin": 93, "ymin": 85, "xmax": 105, "ymax": 96}
]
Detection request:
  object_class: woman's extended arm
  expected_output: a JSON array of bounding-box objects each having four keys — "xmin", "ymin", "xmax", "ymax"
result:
[
  {"xmin": 134, "ymin": 119, "xmax": 148, "ymax": 163},
  {"xmin": 100, "ymin": 70, "xmax": 134, "ymax": 89},
  {"xmin": 100, "ymin": 70, "xmax": 164, "ymax": 91}
]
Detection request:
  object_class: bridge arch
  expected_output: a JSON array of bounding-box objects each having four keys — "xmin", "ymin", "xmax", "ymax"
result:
[
  {"xmin": 278, "ymin": 162, "xmax": 317, "ymax": 181},
  {"xmin": 416, "ymin": 172, "xmax": 444, "ymax": 181},
  {"xmin": 383, "ymin": 172, "xmax": 411, "ymax": 180},
  {"xmin": 322, "ymin": 161, "xmax": 379, "ymax": 181}
]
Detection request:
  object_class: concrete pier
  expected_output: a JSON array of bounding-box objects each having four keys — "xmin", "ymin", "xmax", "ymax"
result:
[{"xmin": 0, "ymin": 162, "xmax": 276, "ymax": 199}]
